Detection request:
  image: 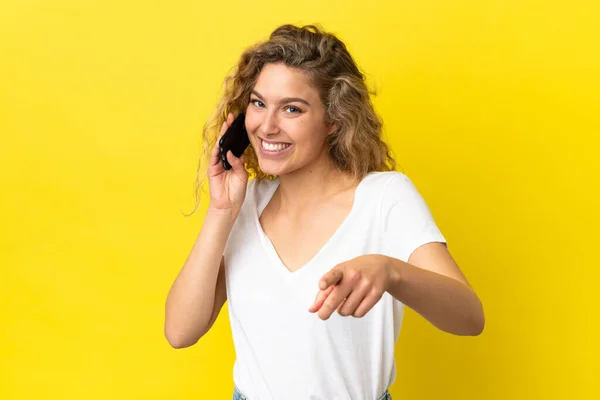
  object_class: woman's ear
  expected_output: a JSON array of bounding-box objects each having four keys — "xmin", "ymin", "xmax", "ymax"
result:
[{"xmin": 327, "ymin": 122, "xmax": 340, "ymax": 136}]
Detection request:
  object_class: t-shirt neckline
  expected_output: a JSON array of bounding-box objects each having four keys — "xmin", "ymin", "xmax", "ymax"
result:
[{"xmin": 253, "ymin": 172, "xmax": 376, "ymax": 278}]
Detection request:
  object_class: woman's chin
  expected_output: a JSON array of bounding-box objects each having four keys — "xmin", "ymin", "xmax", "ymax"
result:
[{"xmin": 258, "ymin": 159, "xmax": 290, "ymax": 177}]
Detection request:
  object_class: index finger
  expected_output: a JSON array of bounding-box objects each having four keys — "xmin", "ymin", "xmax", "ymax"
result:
[{"xmin": 317, "ymin": 282, "xmax": 353, "ymax": 320}]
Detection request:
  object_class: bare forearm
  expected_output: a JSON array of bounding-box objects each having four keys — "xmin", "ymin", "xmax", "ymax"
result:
[
  {"xmin": 164, "ymin": 208, "xmax": 235, "ymax": 346},
  {"xmin": 385, "ymin": 256, "xmax": 485, "ymax": 336}
]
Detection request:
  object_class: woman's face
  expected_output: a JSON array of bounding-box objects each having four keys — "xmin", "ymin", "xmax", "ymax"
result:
[{"xmin": 245, "ymin": 63, "xmax": 337, "ymax": 177}]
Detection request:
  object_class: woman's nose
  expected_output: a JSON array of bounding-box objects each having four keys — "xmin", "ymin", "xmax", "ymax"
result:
[{"xmin": 260, "ymin": 111, "xmax": 281, "ymax": 136}]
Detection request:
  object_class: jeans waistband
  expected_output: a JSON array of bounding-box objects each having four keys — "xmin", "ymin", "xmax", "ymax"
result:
[{"xmin": 233, "ymin": 386, "xmax": 392, "ymax": 400}]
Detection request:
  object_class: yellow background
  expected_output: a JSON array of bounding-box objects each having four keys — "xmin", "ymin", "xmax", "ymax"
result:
[{"xmin": 1, "ymin": 1, "xmax": 598, "ymax": 399}]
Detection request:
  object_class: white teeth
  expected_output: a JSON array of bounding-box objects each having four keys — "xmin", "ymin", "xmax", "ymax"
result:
[{"xmin": 261, "ymin": 140, "xmax": 291, "ymax": 152}]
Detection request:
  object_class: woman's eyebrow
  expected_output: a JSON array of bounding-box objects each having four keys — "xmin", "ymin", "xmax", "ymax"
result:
[{"xmin": 251, "ymin": 90, "xmax": 311, "ymax": 106}]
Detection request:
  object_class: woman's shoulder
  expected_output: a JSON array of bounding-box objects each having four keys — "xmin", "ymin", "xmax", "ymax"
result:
[
  {"xmin": 248, "ymin": 176, "xmax": 279, "ymax": 195},
  {"xmin": 361, "ymin": 170, "xmax": 411, "ymax": 192},
  {"xmin": 245, "ymin": 177, "xmax": 279, "ymax": 211},
  {"xmin": 361, "ymin": 170, "xmax": 426, "ymax": 208}
]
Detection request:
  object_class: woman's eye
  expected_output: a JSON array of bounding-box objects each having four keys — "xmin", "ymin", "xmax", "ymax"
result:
[
  {"xmin": 251, "ymin": 99, "xmax": 265, "ymax": 108},
  {"xmin": 285, "ymin": 106, "xmax": 301, "ymax": 113}
]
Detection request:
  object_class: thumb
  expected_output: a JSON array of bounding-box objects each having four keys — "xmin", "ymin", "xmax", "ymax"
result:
[
  {"xmin": 319, "ymin": 264, "xmax": 343, "ymax": 290},
  {"xmin": 226, "ymin": 150, "xmax": 242, "ymax": 169}
]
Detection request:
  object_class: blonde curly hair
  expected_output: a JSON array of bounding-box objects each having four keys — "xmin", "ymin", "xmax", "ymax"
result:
[{"xmin": 185, "ymin": 24, "xmax": 396, "ymax": 216}]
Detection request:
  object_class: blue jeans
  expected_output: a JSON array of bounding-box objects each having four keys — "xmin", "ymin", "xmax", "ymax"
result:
[{"xmin": 232, "ymin": 386, "xmax": 392, "ymax": 400}]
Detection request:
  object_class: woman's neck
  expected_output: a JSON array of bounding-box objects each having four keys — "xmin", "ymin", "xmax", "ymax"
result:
[{"xmin": 274, "ymin": 161, "xmax": 359, "ymax": 215}]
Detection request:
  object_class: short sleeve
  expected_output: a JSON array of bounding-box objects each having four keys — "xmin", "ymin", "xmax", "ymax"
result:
[{"xmin": 381, "ymin": 173, "xmax": 447, "ymax": 263}]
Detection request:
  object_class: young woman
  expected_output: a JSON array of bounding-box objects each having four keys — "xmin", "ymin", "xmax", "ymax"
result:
[{"xmin": 165, "ymin": 24, "xmax": 485, "ymax": 400}]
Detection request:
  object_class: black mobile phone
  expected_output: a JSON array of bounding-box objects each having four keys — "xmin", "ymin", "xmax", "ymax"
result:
[{"xmin": 218, "ymin": 112, "xmax": 250, "ymax": 170}]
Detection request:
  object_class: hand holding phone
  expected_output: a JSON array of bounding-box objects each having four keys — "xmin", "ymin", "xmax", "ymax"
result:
[{"xmin": 207, "ymin": 112, "xmax": 250, "ymax": 213}]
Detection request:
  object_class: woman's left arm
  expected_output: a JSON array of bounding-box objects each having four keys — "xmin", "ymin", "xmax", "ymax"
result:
[
  {"xmin": 386, "ymin": 242, "xmax": 485, "ymax": 336},
  {"xmin": 311, "ymin": 242, "xmax": 485, "ymax": 336}
]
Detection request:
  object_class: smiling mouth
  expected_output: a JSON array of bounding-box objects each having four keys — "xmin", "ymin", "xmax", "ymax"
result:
[{"xmin": 260, "ymin": 138, "xmax": 292, "ymax": 152}]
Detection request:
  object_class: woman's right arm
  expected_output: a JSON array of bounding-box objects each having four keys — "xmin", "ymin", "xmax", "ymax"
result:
[
  {"xmin": 164, "ymin": 112, "xmax": 248, "ymax": 348},
  {"xmin": 164, "ymin": 208, "xmax": 235, "ymax": 348}
]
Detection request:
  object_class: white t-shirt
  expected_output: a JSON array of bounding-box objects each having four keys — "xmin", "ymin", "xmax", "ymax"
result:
[{"xmin": 223, "ymin": 171, "xmax": 446, "ymax": 400}]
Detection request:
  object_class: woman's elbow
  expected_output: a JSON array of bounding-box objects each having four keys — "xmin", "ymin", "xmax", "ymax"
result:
[
  {"xmin": 466, "ymin": 301, "xmax": 486, "ymax": 336},
  {"xmin": 468, "ymin": 315, "xmax": 485, "ymax": 336},
  {"xmin": 164, "ymin": 323, "xmax": 202, "ymax": 349}
]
